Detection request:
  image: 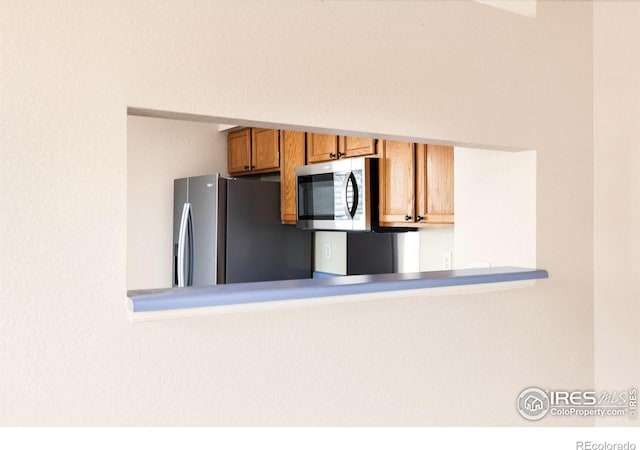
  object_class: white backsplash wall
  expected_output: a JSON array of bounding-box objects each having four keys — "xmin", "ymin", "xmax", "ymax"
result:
[
  {"xmin": 418, "ymin": 227, "xmax": 455, "ymax": 271},
  {"xmin": 127, "ymin": 115, "xmax": 228, "ymax": 290},
  {"xmin": 314, "ymin": 229, "xmax": 450, "ymax": 275},
  {"xmin": 313, "ymin": 231, "xmax": 347, "ymax": 275}
]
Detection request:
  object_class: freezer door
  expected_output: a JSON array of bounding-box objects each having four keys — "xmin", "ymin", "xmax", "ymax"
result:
[
  {"xmin": 187, "ymin": 174, "xmax": 220, "ymax": 286},
  {"xmin": 225, "ymin": 179, "xmax": 312, "ymax": 283}
]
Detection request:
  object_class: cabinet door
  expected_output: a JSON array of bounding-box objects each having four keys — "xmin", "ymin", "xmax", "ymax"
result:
[
  {"xmin": 378, "ymin": 140, "xmax": 416, "ymax": 226},
  {"xmin": 306, "ymin": 133, "xmax": 339, "ymax": 163},
  {"xmin": 280, "ymin": 130, "xmax": 306, "ymax": 224},
  {"xmin": 251, "ymin": 128, "xmax": 280, "ymax": 172},
  {"xmin": 228, "ymin": 128, "xmax": 252, "ymax": 175},
  {"xmin": 416, "ymin": 144, "xmax": 454, "ymax": 224},
  {"xmin": 339, "ymin": 136, "xmax": 376, "ymax": 158}
]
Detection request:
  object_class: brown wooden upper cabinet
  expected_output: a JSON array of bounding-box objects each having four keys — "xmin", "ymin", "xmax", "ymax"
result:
[
  {"xmin": 306, "ymin": 133, "xmax": 376, "ymax": 163},
  {"xmin": 279, "ymin": 130, "xmax": 306, "ymax": 225},
  {"xmin": 251, "ymin": 128, "xmax": 280, "ymax": 172},
  {"xmin": 378, "ymin": 140, "xmax": 416, "ymax": 226},
  {"xmin": 227, "ymin": 128, "xmax": 280, "ymax": 176},
  {"xmin": 378, "ymin": 140, "xmax": 454, "ymax": 227},
  {"xmin": 227, "ymin": 128, "xmax": 252, "ymax": 175},
  {"xmin": 339, "ymin": 136, "xmax": 376, "ymax": 159},
  {"xmin": 416, "ymin": 144, "xmax": 454, "ymax": 224},
  {"xmin": 306, "ymin": 133, "xmax": 339, "ymax": 163}
]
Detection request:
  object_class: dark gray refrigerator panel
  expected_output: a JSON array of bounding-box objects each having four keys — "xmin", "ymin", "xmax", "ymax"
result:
[
  {"xmin": 346, "ymin": 232, "xmax": 398, "ymax": 275},
  {"xmin": 224, "ymin": 179, "xmax": 312, "ymax": 284}
]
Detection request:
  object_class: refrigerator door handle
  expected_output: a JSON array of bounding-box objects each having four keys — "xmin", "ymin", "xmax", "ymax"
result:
[
  {"xmin": 177, "ymin": 202, "xmax": 191, "ymax": 287},
  {"xmin": 187, "ymin": 203, "xmax": 194, "ymax": 286}
]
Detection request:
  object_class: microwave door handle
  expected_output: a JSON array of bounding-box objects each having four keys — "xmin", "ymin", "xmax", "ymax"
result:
[
  {"xmin": 177, "ymin": 202, "xmax": 191, "ymax": 287},
  {"xmin": 341, "ymin": 172, "xmax": 359, "ymax": 219},
  {"xmin": 349, "ymin": 172, "xmax": 359, "ymax": 217},
  {"xmin": 341, "ymin": 173, "xmax": 351, "ymax": 218}
]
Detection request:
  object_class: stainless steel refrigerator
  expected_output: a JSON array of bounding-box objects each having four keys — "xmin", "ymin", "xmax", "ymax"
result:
[{"xmin": 173, "ymin": 174, "xmax": 312, "ymax": 286}]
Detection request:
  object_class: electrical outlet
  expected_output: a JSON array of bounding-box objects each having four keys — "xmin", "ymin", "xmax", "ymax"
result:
[{"xmin": 441, "ymin": 252, "xmax": 452, "ymax": 270}]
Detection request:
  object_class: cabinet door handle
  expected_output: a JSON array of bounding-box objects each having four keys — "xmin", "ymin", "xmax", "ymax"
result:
[
  {"xmin": 337, "ymin": 151, "xmax": 345, "ymax": 158},
  {"xmin": 243, "ymin": 165, "xmax": 250, "ymax": 171},
  {"xmin": 329, "ymin": 153, "xmax": 336, "ymax": 159},
  {"xmin": 416, "ymin": 215, "xmax": 424, "ymax": 222},
  {"xmin": 404, "ymin": 215, "xmax": 412, "ymax": 221}
]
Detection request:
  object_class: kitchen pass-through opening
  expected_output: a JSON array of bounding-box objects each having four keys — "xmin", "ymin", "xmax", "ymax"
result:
[{"xmin": 126, "ymin": 108, "xmax": 536, "ymax": 291}]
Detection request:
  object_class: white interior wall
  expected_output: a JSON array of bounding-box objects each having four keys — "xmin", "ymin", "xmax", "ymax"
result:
[
  {"xmin": 418, "ymin": 227, "xmax": 455, "ymax": 271},
  {"xmin": 593, "ymin": 1, "xmax": 640, "ymax": 425},
  {"xmin": 454, "ymin": 147, "xmax": 536, "ymax": 269},
  {"xmin": 127, "ymin": 115, "xmax": 227, "ymax": 290},
  {"xmin": 0, "ymin": 1, "xmax": 598, "ymax": 426}
]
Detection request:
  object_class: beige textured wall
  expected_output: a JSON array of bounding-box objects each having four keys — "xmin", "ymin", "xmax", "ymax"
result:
[
  {"xmin": 127, "ymin": 115, "xmax": 228, "ymax": 290},
  {"xmin": 1, "ymin": 1, "xmax": 595, "ymax": 425},
  {"xmin": 593, "ymin": 1, "xmax": 640, "ymax": 425}
]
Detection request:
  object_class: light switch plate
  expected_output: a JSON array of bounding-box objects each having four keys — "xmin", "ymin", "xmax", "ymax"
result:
[
  {"xmin": 324, "ymin": 244, "xmax": 332, "ymax": 260},
  {"xmin": 442, "ymin": 252, "xmax": 452, "ymax": 270}
]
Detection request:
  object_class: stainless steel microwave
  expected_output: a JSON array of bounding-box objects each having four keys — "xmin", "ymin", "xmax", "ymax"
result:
[{"xmin": 295, "ymin": 157, "xmax": 375, "ymax": 231}]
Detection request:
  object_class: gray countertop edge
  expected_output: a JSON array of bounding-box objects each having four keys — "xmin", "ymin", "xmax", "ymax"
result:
[{"xmin": 128, "ymin": 266, "xmax": 548, "ymax": 313}]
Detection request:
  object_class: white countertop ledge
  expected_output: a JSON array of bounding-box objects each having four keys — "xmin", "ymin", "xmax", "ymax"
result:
[{"xmin": 127, "ymin": 267, "xmax": 548, "ymax": 321}]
